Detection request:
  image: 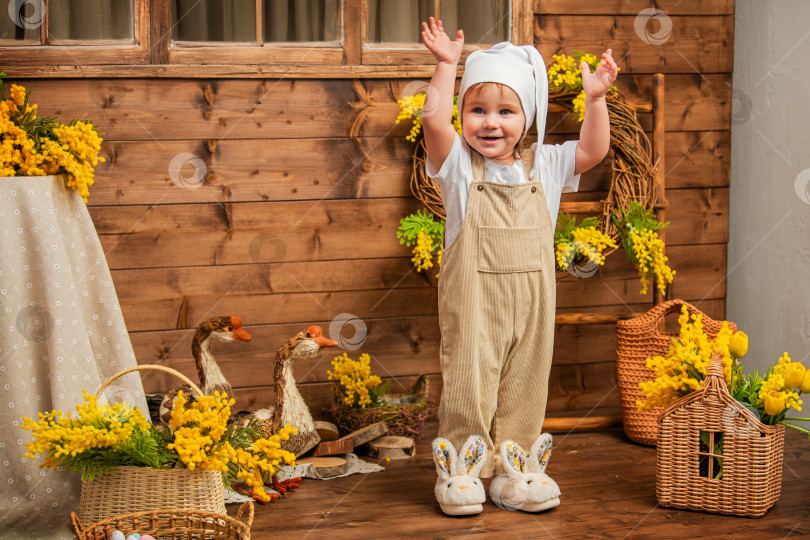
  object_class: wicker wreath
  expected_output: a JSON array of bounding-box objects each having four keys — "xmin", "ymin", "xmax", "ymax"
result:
[{"xmin": 405, "ymin": 89, "xmax": 658, "ymax": 242}]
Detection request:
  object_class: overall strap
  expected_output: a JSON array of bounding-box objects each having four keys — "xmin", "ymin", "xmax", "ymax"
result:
[{"xmin": 470, "ymin": 148, "xmax": 486, "ymax": 182}]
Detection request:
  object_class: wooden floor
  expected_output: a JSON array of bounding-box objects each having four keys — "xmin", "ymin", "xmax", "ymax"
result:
[{"xmin": 244, "ymin": 423, "xmax": 810, "ymax": 539}]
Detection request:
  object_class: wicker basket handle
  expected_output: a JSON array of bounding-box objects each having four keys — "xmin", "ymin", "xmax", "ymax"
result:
[
  {"xmin": 644, "ymin": 299, "xmax": 704, "ymax": 336},
  {"xmin": 235, "ymin": 501, "xmax": 255, "ymax": 528},
  {"xmin": 651, "ymin": 299, "xmax": 702, "ymax": 321},
  {"xmin": 95, "ymin": 364, "xmax": 203, "ymax": 399}
]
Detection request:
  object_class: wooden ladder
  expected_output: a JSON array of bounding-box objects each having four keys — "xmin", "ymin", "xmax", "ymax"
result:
[{"xmin": 542, "ymin": 74, "xmax": 667, "ymax": 433}]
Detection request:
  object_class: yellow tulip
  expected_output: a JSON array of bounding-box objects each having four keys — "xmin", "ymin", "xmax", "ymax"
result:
[
  {"xmin": 764, "ymin": 390, "xmax": 786, "ymax": 416},
  {"xmin": 728, "ymin": 331, "xmax": 748, "ymax": 359},
  {"xmin": 797, "ymin": 368, "xmax": 810, "ymax": 394},
  {"xmin": 784, "ymin": 362, "xmax": 806, "ymax": 389}
]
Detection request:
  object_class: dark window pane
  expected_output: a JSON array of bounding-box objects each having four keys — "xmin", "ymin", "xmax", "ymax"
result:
[
  {"xmin": 367, "ymin": 0, "xmax": 435, "ymax": 43},
  {"xmin": 698, "ymin": 453, "xmax": 710, "ymax": 478},
  {"xmin": 2, "ymin": 0, "xmax": 43, "ymax": 41},
  {"xmin": 50, "ymin": 0, "xmax": 134, "ymax": 41},
  {"xmin": 367, "ymin": 0, "xmax": 509, "ymax": 44},
  {"xmin": 264, "ymin": 0, "xmax": 340, "ymax": 42},
  {"xmin": 172, "ymin": 0, "xmax": 256, "ymax": 42}
]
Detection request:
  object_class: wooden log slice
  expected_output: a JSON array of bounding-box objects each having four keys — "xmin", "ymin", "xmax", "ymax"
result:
[
  {"xmin": 363, "ymin": 436, "xmax": 415, "ymax": 460},
  {"xmin": 309, "ymin": 437, "xmax": 354, "ymax": 457},
  {"xmin": 337, "ymin": 421, "xmax": 388, "ymax": 448},
  {"xmin": 314, "ymin": 420, "xmax": 340, "ymax": 442},
  {"xmin": 297, "ymin": 457, "xmax": 349, "ymax": 479}
]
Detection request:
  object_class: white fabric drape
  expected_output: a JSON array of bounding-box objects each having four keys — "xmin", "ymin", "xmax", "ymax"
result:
[{"xmin": 0, "ymin": 177, "xmax": 148, "ymax": 538}]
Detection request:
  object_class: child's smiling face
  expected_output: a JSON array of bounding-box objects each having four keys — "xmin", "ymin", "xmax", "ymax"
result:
[{"xmin": 461, "ymin": 84, "xmax": 526, "ymax": 165}]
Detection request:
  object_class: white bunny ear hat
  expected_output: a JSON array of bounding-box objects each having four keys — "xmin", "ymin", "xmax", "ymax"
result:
[
  {"xmin": 458, "ymin": 42, "xmax": 549, "ymax": 180},
  {"xmin": 431, "ymin": 435, "xmax": 488, "ymax": 515}
]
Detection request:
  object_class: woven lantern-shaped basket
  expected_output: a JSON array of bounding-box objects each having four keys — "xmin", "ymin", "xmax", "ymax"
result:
[
  {"xmin": 616, "ymin": 299, "xmax": 736, "ymax": 446},
  {"xmin": 656, "ymin": 353, "xmax": 785, "ymax": 518},
  {"xmin": 79, "ymin": 365, "xmax": 227, "ymax": 524}
]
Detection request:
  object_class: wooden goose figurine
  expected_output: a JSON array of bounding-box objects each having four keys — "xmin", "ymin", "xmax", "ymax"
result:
[
  {"xmin": 150, "ymin": 315, "xmax": 252, "ymax": 424},
  {"xmin": 192, "ymin": 315, "xmax": 252, "ymax": 396},
  {"xmin": 254, "ymin": 324, "xmax": 337, "ymax": 457}
]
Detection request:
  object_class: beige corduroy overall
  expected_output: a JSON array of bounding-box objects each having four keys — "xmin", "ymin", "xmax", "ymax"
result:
[{"xmin": 437, "ymin": 151, "xmax": 556, "ymax": 478}]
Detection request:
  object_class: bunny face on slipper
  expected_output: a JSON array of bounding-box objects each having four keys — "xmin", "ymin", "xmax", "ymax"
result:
[
  {"xmin": 496, "ymin": 433, "xmax": 560, "ymax": 510},
  {"xmin": 432, "ymin": 435, "xmax": 488, "ymax": 508}
]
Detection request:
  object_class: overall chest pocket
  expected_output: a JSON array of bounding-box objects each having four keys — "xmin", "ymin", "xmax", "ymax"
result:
[{"xmin": 477, "ymin": 226, "xmax": 544, "ymax": 273}]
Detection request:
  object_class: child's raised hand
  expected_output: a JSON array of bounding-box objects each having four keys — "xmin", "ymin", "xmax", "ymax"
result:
[
  {"xmin": 421, "ymin": 17, "xmax": 464, "ymax": 64},
  {"xmin": 581, "ymin": 49, "xmax": 619, "ymax": 99}
]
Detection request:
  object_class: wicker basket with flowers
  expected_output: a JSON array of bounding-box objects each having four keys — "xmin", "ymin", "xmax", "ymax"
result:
[{"xmin": 328, "ymin": 352, "xmax": 433, "ymax": 437}]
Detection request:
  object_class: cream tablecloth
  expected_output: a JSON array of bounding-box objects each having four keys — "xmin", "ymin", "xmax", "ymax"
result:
[{"xmin": 0, "ymin": 176, "xmax": 147, "ymax": 539}]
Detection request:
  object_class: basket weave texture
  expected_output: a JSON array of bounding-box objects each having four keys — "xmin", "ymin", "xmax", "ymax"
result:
[
  {"xmin": 79, "ymin": 365, "xmax": 225, "ymax": 524},
  {"xmin": 71, "ymin": 501, "xmax": 253, "ymax": 540},
  {"xmin": 656, "ymin": 354, "xmax": 784, "ymax": 518},
  {"xmin": 615, "ymin": 299, "xmax": 736, "ymax": 446},
  {"xmin": 331, "ymin": 374, "xmax": 433, "ymax": 437}
]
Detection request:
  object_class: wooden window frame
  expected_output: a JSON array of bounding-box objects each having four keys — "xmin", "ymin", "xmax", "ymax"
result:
[
  {"xmin": 1, "ymin": 0, "xmax": 151, "ymax": 67},
  {"xmin": 1, "ymin": 0, "xmax": 533, "ymax": 78}
]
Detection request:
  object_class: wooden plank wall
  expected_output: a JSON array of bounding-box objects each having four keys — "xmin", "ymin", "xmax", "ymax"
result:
[{"xmin": 8, "ymin": 0, "xmax": 733, "ymax": 420}]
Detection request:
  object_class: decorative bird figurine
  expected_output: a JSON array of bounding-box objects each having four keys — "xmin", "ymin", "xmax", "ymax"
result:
[
  {"xmin": 192, "ymin": 315, "xmax": 252, "ymax": 396},
  {"xmin": 148, "ymin": 315, "xmax": 252, "ymax": 424},
  {"xmin": 253, "ymin": 324, "xmax": 337, "ymax": 457}
]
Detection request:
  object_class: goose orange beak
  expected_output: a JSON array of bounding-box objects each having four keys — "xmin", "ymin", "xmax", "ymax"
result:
[
  {"xmin": 230, "ymin": 315, "xmax": 253, "ymax": 342},
  {"xmin": 315, "ymin": 335, "xmax": 337, "ymax": 348}
]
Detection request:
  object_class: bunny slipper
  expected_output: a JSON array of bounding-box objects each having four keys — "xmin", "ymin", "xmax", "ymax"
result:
[
  {"xmin": 432, "ymin": 435, "xmax": 488, "ymax": 515},
  {"xmin": 489, "ymin": 433, "xmax": 561, "ymax": 512}
]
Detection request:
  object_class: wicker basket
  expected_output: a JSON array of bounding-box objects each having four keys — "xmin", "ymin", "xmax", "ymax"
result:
[
  {"xmin": 71, "ymin": 501, "xmax": 253, "ymax": 540},
  {"xmin": 656, "ymin": 354, "xmax": 785, "ymax": 517},
  {"xmin": 616, "ymin": 299, "xmax": 736, "ymax": 446},
  {"xmin": 79, "ymin": 365, "xmax": 226, "ymax": 524},
  {"xmin": 331, "ymin": 374, "xmax": 433, "ymax": 437}
]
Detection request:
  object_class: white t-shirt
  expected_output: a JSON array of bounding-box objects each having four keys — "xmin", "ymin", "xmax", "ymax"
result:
[{"xmin": 426, "ymin": 135, "xmax": 581, "ymax": 248}]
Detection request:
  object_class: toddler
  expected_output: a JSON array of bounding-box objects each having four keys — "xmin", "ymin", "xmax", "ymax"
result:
[{"xmin": 420, "ymin": 17, "xmax": 617, "ymax": 514}]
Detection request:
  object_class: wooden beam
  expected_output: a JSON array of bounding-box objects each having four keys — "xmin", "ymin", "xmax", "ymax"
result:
[
  {"xmin": 555, "ymin": 313, "xmax": 636, "ymax": 325},
  {"xmin": 149, "ymin": 0, "xmax": 170, "ymax": 64},
  {"xmin": 653, "ymin": 73, "xmax": 666, "ymax": 306},
  {"xmin": 343, "ymin": 0, "xmax": 362, "ymax": 65},
  {"xmin": 542, "ymin": 414, "xmax": 622, "ymax": 433}
]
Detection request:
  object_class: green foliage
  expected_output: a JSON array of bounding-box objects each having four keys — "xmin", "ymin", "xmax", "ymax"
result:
[
  {"xmin": 65, "ymin": 424, "xmax": 171, "ymax": 482},
  {"xmin": 369, "ymin": 379, "xmax": 392, "ymax": 408},
  {"xmin": 397, "ymin": 208, "xmax": 444, "ymax": 247},
  {"xmin": 554, "ymin": 213, "xmax": 600, "ymax": 245},
  {"xmin": 611, "ymin": 200, "xmax": 669, "ymax": 263}
]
